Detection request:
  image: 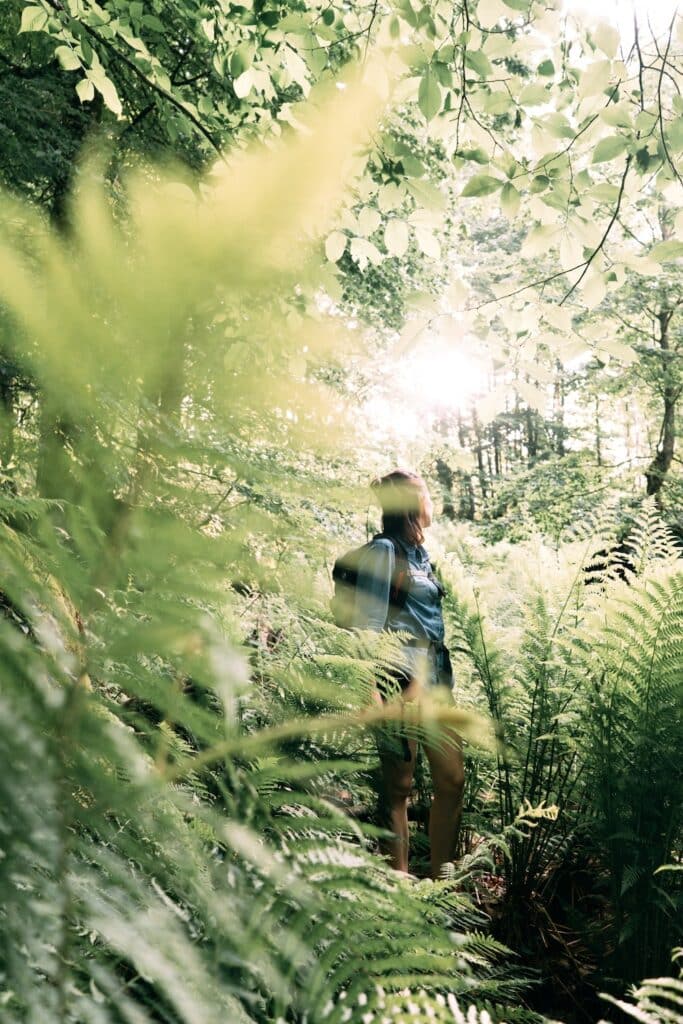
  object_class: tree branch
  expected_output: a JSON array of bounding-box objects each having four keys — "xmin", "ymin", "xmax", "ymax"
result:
[
  {"xmin": 45, "ymin": 4, "xmax": 225, "ymax": 158},
  {"xmin": 559, "ymin": 155, "xmax": 632, "ymax": 305},
  {"xmin": 655, "ymin": 15, "xmax": 683, "ymax": 189}
]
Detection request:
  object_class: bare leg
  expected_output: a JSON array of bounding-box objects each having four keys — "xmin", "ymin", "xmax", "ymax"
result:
[
  {"xmin": 377, "ymin": 733, "xmax": 417, "ymax": 873},
  {"xmin": 423, "ymin": 725, "xmax": 465, "ymax": 879}
]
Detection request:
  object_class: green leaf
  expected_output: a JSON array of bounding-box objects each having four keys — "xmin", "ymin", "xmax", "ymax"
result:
[
  {"xmin": 590, "ymin": 183, "xmax": 619, "ymax": 202},
  {"xmin": 350, "ymin": 237, "xmax": 382, "ymax": 268},
  {"xmin": 91, "ymin": 72, "xmax": 123, "ymax": 115},
  {"xmin": 402, "ymin": 155, "xmax": 426, "ymax": 177},
  {"xmin": 19, "ymin": 5, "xmax": 48, "ymax": 32},
  {"xmin": 592, "ymin": 21, "xmax": 620, "ymax": 58},
  {"xmin": 322, "ymin": 8, "xmax": 335, "ymax": 25},
  {"xmin": 434, "ymin": 61, "xmax": 452, "ymax": 87},
  {"xmin": 462, "ymin": 174, "xmax": 503, "ymax": 197},
  {"xmin": 230, "ymin": 51, "xmax": 246, "ymax": 78},
  {"xmin": 518, "ymin": 83, "xmax": 548, "ymax": 107},
  {"xmin": 635, "ymin": 146, "xmax": 651, "ymax": 172},
  {"xmin": 600, "ymin": 103, "xmax": 632, "ymax": 129},
  {"xmin": 537, "ymin": 59, "xmax": 555, "ymax": 76},
  {"xmin": 666, "ymin": 116, "xmax": 683, "ymax": 153},
  {"xmin": 500, "ymin": 181, "xmax": 520, "ymax": 217},
  {"xmin": 464, "ymin": 50, "xmax": 492, "ymax": 79},
  {"xmin": 580, "ymin": 271, "xmax": 606, "ymax": 309},
  {"xmin": 76, "ymin": 77, "xmax": 95, "ymax": 102},
  {"xmin": 591, "ymin": 135, "xmax": 628, "ymax": 163},
  {"xmin": 55, "ymin": 46, "xmax": 81, "ymax": 72},
  {"xmin": 483, "ymin": 91, "xmax": 512, "ymax": 115},
  {"xmin": 578, "ymin": 59, "xmax": 612, "ymax": 100},
  {"xmin": 384, "ymin": 219, "xmax": 410, "ymax": 258},
  {"xmin": 233, "ymin": 69, "xmax": 254, "ymax": 99},
  {"xmin": 635, "ymin": 110, "xmax": 657, "ymax": 134},
  {"xmin": 530, "ymin": 175, "xmax": 550, "ymax": 193},
  {"xmin": 418, "ymin": 67, "xmax": 442, "ymax": 121},
  {"xmin": 142, "ymin": 13, "xmax": 165, "ymax": 30},
  {"xmin": 325, "ymin": 231, "xmax": 346, "ymax": 263},
  {"xmin": 357, "ymin": 207, "xmax": 381, "ymax": 236},
  {"xmin": 458, "ymin": 148, "xmax": 490, "ymax": 164},
  {"xmin": 542, "ymin": 113, "xmax": 575, "ymax": 139},
  {"xmin": 231, "ymin": 43, "xmax": 254, "ymax": 79},
  {"xmin": 406, "ymin": 178, "xmax": 446, "ymax": 210},
  {"xmin": 649, "ymin": 240, "xmax": 683, "ymax": 262},
  {"xmin": 502, "ymin": 0, "xmax": 530, "ymax": 10},
  {"xmin": 414, "ymin": 227, "xmax": 440, "ymax": 259},
  {"xmin": 378, "ymin": 183, "xmax": 404, "ymax": 212}
]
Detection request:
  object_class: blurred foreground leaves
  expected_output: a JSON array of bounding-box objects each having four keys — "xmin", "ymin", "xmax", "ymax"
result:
[{"xmin": 0, "ymin": 73, "xmax": 512, "ymax": 1024}]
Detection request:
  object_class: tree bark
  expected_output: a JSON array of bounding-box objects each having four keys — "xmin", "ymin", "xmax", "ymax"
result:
[
  {"xmin": 553, "ymin": 362, "xmax": 566, "ymax": 456},
  {"xmin": 645, "ymin": 309, "xmax": 678, "ymax": 499},
  {"xmin": 594, "ymin": 394, "xmax": 602, "ymax": 468},
  {"xmin": 525, "ymin": 407, "xmax": 538, "ymax": 465},
  {"xmin": 435, "ymin": 457, "xmax": 456, "ymax": 520},
  {"xmin": 493, "ymin": 420, "xmax": 502, "ymax": 476},
  {"xmin": 471, "ymin": 407, "xmax": 488, "ymax": 502},
  {"xmin": 457, "ymin": 471, "xmax": 475, "ymax": 521}
]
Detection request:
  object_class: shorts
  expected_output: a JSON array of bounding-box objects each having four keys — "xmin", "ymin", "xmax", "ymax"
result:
[
  {"xmin": 375, "ymin": 641, "xmax": 454, "ymax": 763},
  {"xmin": 383, "ymin": 639, "xmax": 454, "ymax": 695}
]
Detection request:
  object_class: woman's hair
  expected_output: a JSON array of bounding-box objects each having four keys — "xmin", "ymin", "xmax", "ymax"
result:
[{"xmin": 370, "ymin": 469, "xmax": 427, "ymax": 545}]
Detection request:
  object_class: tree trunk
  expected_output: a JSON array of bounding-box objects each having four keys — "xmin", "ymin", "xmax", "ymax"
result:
[
  {"xmin": 553, "ymin": 362, "xmax": 566, "ymax": 456},
  {"xmin": 493, "ymin": 421, "xmax": 502, "ymax": 476},
  {"xmin": 457, "ymin": 471, "xmax": 475, "ymax": 521},
  {"xmin": 594, "ymin": 394, "xmax": 602, "ymax": 468},
  {"xmin": 471, "ymin": 407, "xmax": 488, "ymax": 503},
  {"xmin": 645, "ymin": 309, "xmax": 678, "ymax": 499},
  {"xmin": 525, "ymin": 407, "xmax": 538, "ymax": 465},
  {"xmin": 645, "ymin": 392, "xmax": 676, "ymax": 498},
  {"xmin": 435, "ymin": 457, "xmax": 456, "ymax": 520}
]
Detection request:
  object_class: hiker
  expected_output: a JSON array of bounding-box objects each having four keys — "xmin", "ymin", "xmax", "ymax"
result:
[{"xmin": 353, "ymin": 469, "xmax": 464, "ymax": 879}]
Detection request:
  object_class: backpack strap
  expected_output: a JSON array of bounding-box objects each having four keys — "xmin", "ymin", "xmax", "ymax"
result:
[
  {"xmin": 374, "ymin": 533, "xmax": 410, "ymax": 612},
  {"xmin": 427, "ymin": 559, "xmax": 446, "ymax": 600}
]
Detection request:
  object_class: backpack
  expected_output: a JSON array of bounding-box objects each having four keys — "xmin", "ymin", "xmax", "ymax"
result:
[{"xmin": 330, "ymin": 534, "xmax": 409, "ymax": 629}]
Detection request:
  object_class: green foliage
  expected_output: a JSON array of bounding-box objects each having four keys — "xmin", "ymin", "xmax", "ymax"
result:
[
  {"xmin": 0, "ymin": 83, "xmax": 533, "ymax": 1024},
  {"xmin": 2, "ymin": 3, "xmax": 682, "ymax": 1021},
  {"xmin": 442, "ymin": 534, "xmax": 585, "ymax": 912},
  {"xmin": 600, "ymin": 950, "xmax": 683, "ymax": 1024},
  {"xmin": 481, "ymin": 453, "xmax": 605, "ymax": 543},
  {"xmin": 573, "ymin": 508, "xmax": 683, "ymax": 981},
  {"xmin": 439, "ymin": 506, "xmax": 682, "ymax": 994}
]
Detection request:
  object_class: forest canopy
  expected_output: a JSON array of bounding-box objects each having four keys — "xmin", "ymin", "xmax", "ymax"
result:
[{"xmin": 0, "ymin": 1, "xmax": 681, "ymax": 1023}]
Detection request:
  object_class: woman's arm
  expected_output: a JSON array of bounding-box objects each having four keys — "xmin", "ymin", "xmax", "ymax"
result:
[{"xmin": 351, "ymin": 538, "xmax": 394, "ymax": 632}]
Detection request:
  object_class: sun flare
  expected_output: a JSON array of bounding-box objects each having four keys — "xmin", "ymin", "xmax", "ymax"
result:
[{"xmin": 362, "ymin": 337, "xmax": 490, "ymax": 443}]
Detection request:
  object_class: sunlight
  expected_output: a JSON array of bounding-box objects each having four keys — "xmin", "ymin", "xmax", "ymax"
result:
[
  {"xmin": 362, "ymin": 335, "xmax": 490, "ymax": 443},
  {"xmin": 568, "ymin": 0, "xmax": 680, "ymax": 47},
  {"xmin": 397, "ymin": 337, "xmax": 490, "ymax": 417}
]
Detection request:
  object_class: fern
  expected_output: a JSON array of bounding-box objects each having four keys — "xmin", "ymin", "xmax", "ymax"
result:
[
  {"xmin": 438, "ymin": 509, "xmax": 682, "ymax": 991},
  {"xmin": 600, "ymin": 951, "xmax": 683, "ymax": 1024},
  {"xmin": 0, "ymin": 84, "xmax": 535, "ymax": 1024},
  {"xmin": 571, "ymin": 546, "xmax": 683, "ymax": 980}
]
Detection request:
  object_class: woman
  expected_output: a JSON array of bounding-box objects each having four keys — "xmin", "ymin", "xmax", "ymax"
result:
[{"xmin": 353, "ymin": 469, "xmax": 464, "ymax": 879}]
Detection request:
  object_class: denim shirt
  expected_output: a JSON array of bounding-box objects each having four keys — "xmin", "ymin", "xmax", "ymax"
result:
[{"xmin": 351, "ymin": 535, "xmax": 445, "ymax": 642}]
